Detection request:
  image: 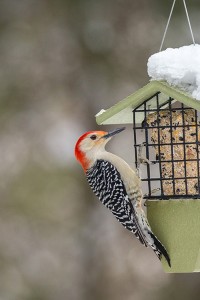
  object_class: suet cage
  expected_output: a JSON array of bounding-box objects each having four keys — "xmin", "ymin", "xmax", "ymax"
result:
[{"xmin": 133, "ymin": 92, "xmax": 200, "ymax": 200}]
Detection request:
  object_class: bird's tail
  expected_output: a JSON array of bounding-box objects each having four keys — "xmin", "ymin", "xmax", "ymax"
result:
[
  {"xmin": 148, "ymin": 231, "xmax": 171, "ymax": 267},
  {"xmin": 136, "ymin": 208, "xmax": 171, "ymax": 266},
  {"xmin": 130, "ymin": 205, "xmax": 171, "ymax": 267}
]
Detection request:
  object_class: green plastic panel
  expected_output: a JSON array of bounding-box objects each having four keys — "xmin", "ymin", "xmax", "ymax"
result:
[
  {"xmin": 96, "ymin": 81, "xmax": 200, "ymax": 125},
  {"xmin": 147, "ymin": 199, "xmax": 200, "ymax": 273}
]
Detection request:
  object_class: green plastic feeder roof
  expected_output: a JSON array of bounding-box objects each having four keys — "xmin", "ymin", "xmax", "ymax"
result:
[{"xmin": 96, "ymin": 80, "xmax": 200, "ymax": 125}]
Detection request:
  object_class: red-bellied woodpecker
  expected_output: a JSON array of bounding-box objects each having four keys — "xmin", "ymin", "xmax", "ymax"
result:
[{"xmin": 75, "ymin": 127, "xmax": 171, "ymax": 267}]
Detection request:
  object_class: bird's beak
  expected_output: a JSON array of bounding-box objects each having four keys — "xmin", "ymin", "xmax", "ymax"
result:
[{"xmin": 103, "ymin": 127, "xmax": 126, "ymax": 139}]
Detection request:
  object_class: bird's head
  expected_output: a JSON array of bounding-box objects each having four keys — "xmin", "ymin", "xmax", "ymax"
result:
[{"xmin": 75, "ymin": 127, "xmax": 125, "ymax": 171}]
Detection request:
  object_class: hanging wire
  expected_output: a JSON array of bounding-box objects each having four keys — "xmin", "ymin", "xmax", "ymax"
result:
[
  {"xmin": 183, "ymin": 0, "xmax": 196, "ymax": 46},
  {"xmin": 159, "ymin": 0, "xmax": 176, "ymax": 52},
  {"xmin": 159, "ymin": 0, "xmax": 196, "ymax": 52}
]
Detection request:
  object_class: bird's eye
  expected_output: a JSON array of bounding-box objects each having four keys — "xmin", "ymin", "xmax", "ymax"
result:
[{"xmin": 90, "ymin": 135, "xmax": 97, "ymax": 140}]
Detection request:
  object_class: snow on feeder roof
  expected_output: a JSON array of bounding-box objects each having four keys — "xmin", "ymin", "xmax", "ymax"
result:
[{"xmin": 148, "ymin": 44, "xmax": 200, "ymax": 100}]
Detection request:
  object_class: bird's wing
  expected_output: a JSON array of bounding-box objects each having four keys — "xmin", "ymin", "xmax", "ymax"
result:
[{"xmin": 86, "ymin": 159, "xmax": 147, "ymax": 246}]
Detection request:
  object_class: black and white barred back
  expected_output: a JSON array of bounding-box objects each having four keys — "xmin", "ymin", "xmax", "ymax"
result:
[
  {"xmin": 86, "ymin": 159, "xmax": 171, "ymax": 267},
  {"xmin": 86, "ymin": 159, "xmax": 147, "ymax": 246}
]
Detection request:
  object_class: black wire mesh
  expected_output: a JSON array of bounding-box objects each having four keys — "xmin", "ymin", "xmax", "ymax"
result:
[{"xmin": 133, "ymin": 92, "xmax": 200, "ymax": 200}]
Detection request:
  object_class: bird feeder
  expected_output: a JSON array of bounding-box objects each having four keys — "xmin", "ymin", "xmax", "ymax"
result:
[{"xmin": 96, "ymin": 80, "xmax": 200, "ymax": 273}]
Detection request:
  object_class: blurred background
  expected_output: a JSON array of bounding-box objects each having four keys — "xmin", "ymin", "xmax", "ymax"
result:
[{"xmin": 0, "ymin": 0, "xmax": 200, "ymax": 299}]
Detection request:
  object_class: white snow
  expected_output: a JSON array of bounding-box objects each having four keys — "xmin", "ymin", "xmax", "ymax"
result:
[
  {"xmin": 95, "ymin": 109, "xmax": 106, "ymax": 116},
  {"xmin": 147, "ymin": 44, "xmax": 200, "ymax": 100}
]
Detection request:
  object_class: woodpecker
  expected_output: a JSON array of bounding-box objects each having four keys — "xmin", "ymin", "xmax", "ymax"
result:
[{"xmin": 75, "ymin": 127, "xmax": 171, "ymax": 267}]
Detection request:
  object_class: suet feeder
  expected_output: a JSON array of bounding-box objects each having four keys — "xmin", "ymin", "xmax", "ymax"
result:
[
  {"xmin": 96, "ymin": 80, "xmax": 200, "ymax": 273},
  {"xmin": 95, "ymin": 0, "xmax": 200, "ymax": 273}
]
